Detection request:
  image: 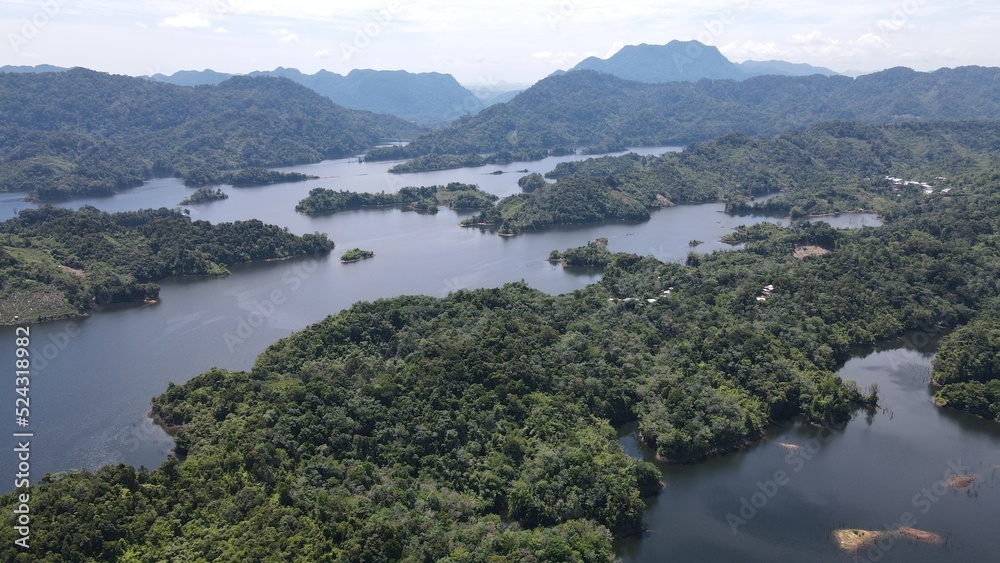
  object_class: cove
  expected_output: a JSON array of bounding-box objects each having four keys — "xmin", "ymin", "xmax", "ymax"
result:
[{"xmin": 616, "ymin": 336, "xmax": 1000, "ymax": 562}]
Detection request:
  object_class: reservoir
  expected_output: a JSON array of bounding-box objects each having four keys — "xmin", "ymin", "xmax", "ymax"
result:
[{"xmin": 1, "ymin": 149, "xmax": 971, "ymax": 562}]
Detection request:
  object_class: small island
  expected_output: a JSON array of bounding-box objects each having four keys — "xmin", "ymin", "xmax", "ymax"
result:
[
  {"xmin": 180, "ymin": 187, "xmax": 228, "ymax": 205},
  {"xmin": 340, "ymin": 248, "xmax": 375, "ymax": 263},
  {"xmin": 833, "ymin": 527, "xmax": 943, "ymax": 553},
  {"xmin": 229, "ymin": 168, "xmax": 318, "ymax": 187},
  {"xmin": 296, "ymin": 183, "xmax": 498, "ymax": 215}
]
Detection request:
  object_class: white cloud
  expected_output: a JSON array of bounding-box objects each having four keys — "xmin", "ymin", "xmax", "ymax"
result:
[
  {"xmin": 876, "ymin": 17, "xmax": 907, "ymax": 33},
  {"xmin": 314, "ymin": 49, "xmax": 331, "ymax": 58},
  {"xmin": 532, "ymin": 51, "xmax": 578, "ymax": 64},
  {"xmin": 134, "ymin": 21, "xmax": 148, "ymax": 29},
  {"xmin": 214, "ymin": 27, "xmax": 229, "ymax": 34},
  {"xmin": 268, "ymin": 29, "xmax": 299, "ymax": 44},
  {"xmin": 791, "ymin": 30, "xmax": 834, "ymax": 46},
  {"xmin": 857, "ymin": 33, "xmax": 891, "ymax": 49},
  {"xmin": 722, "ymin": 40, "xmax": 782, "ymax": 61},
  {"xmin": 158, "ymin": 12, "xmax": 210, "ymax": 29}
]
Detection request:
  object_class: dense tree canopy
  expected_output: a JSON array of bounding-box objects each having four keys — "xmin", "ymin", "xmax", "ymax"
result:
[
  {"xmin": 0, "ymin": 69, "xmax": 422, "ymax": 199},
  {"xmin": 296, "ymin": 183, "xmax": 498, "ymax": 215},
  {"xmin": 0, "ymin": 206, "xmax": 334, "ymax": 323},
  {"xmin": 933, "ymin": 307, "xmax": 1000, "ymax": 420},
  {"xmin": 460, "ymin": 121, "xmax": 1000, "ymax": 234},
  {"xmin": 368, "ymin": 66, "xmax": 1000, "ymax": 166},
  {"xmin": 4, "ymin": 117, "xmax": 1000, "ymax": 559}
]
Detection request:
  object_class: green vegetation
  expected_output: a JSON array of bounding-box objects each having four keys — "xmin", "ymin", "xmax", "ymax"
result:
[
  {"xmin": 295, "ymin": 183, "xmax": 498, "ymax": 215},
  {"xmin": 581, "ymin": 142, "xmax": 627, "ymax": 155},
  {"xmin": 388, "ymin": 153, "xmax": 487, "ymax": 172},
  {"xmin": 191, "ymin": 168, "xmax": 317, "ymax": 188},
  {"xmin": 383, "ymin": 148, "xmax": 552, "ymax": 173},
  {"xmin": 370, "ymin": 66, "xmax": 1000, "ymax": 162},
  {"xmin": 8, "ymin": 119, "xmax": 1000, "ymax": 559},
  {"xmin": 340, "ymin": 248, "xmax": 375, "ymax": 262},
  {"xmin": 0, "ymin": 206, "xmax": 334, "ymax": 324},
  {"xmin": 460, "ymin": 121, "xmax": 1000, "ymax": 235},
  {"xmin": 933, "ymin": 310, "xmax": 1000, "ymax": 420},
  {"xmin": 518, "ymin": 172, "xmax": 547, "ymax": 193},
  {"xmin": 721, "ymin": 223, "xmax": 789, "ymax": 245},
  {"xmin": 559, "ymin": 238, "xmax": 613, "ymax": 267},
  {"xmin": 0, "ymin": 69, "xmax": 421, "ymax": 200},
  {"xmin": 179, "ymin": 187, "xmax": 228, "ymax": 205}
]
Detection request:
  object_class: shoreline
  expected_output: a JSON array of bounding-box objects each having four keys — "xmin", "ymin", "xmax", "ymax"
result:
[
  {"xmin": 147, "ymin": 410, "xmax": 186, "ymax": 436},
  {"xmin": 1, "ymin": 251, "xmax": 326, "ymax": 327}
]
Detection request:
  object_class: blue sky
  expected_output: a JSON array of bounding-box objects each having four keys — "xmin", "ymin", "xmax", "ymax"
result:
[{"xmin": 1, "ymin": 0, "xmax": 996, "ymax": 86}]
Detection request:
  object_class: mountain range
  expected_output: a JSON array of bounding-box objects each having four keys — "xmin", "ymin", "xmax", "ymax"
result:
[
  {"xmin": 152, "ymin": 67, "xmax": 485, "ymax": 127},
  {"xmin": 2, "ymin": 43, "xmax": 841, "ymax": 128},
  {"xmin": 368, "ymin": 65, "xmax": 1000, "ymax": 162}
]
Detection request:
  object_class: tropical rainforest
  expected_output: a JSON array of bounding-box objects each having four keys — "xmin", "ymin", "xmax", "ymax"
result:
[
  {"xmin": 6, "ymin": 114, "xmax": 1000, "ymax": 559},
  {"xmin": 459, "ymin": 120, "xmax": 1000, "ymax": 234},
  {"xmin": 295, "ymin": 183, "xmax": 498, "ymax": 215},
  {"xmin": 0, "ymin": 69, "xmax": 421, "ymax": 200},
  {"xmin": 0, "ymin": 206, "xmax": 334, "ymax": 324},
  {"xmin": 368, "ymin": 66, "xmax": 1000, "ymax": 169},
  {"xmin": 933, "ymin": 307, "xmax": 1000, "ymax": 420}
]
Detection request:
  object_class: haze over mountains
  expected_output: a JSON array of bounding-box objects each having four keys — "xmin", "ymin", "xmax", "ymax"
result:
[
  {"xmin": 369, "ymin": 65, "xmax": 1000, "ymax": 163},
  {"xmin": 567, "ymin": 41, "xmax": 839, "ymax": 82},
  {"xmin": 152, "ymin": 68, "xmax": 487, "ymax": 127},
  {"xmin": 0, "ymin": 68, "xmax": 421, "ymax": 199},
  {"xmin": 5, "ymin": 39, "xmax": 998, "ymax": 180},
  {"xmin": 2, "ymin": 41, "xmax": 843, "ymax": 128}
]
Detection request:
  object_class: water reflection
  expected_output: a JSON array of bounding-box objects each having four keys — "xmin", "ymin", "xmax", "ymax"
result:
[{"xmin": 616, "ymin": 337, "xmax": 1000, "ymax": 562}]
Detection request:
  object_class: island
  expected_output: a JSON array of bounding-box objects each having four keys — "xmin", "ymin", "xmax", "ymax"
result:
[
  {"xmin": 179, "ymin": 187, "xmax": 228, "ymax": 205},
  {"xmin": 184, "ymin": 168, "xmax": 320, "ymax": 188},
  {"xmin": 295, "ymin": 183, "xmax": 498, "ymax": 215},
  {"xmin": 0, "ymin": 206, "xmax": 334, "ymax": 324},
  {"xmin": 339, "ymin": 248, "xmax": 374, "ymax": 263},
  {"xmin": 370, "ymin": 148, "xmax": 552, "ymax": 173}
]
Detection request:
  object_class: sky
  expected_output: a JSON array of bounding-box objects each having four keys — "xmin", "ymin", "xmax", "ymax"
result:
[{"xmin": 1, "ymin": 0, "xmax": 997, "ymax": 87}]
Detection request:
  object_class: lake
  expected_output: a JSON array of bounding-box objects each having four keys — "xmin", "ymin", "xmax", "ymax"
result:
[
  {"xmin": 4, "ymin": 146, "xmax": 800, "ymax": 476},
  {"xmin": 0, "ymin": 148, "xmax": 959, "ymax": 562}
]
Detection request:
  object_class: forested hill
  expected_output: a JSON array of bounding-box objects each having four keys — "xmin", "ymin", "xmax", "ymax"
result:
[
  {"xmin": 12, "ymin": 147, "xmax": 1000, "ymax": 559},
  {"xmin": 0, "ymin": 206, "xmax": 335, "ymax": 324},
  {"xmin": 462, "ymin": 120, "xmax": 1000, "ymax": 235},
  {"xmin": 567, "ymin": 41, "xmax": 839, "ymax": 83},
  {"xmin": 0, "ymin": 68, "xmax": 423, "ymax": 200},
  {"xmin": 150, "ymin": 67, "xmax": 485, "ymax": 127},
  {"xmin": 368, "ymin": 65, "xmax": 1000, "ymax": 161}
]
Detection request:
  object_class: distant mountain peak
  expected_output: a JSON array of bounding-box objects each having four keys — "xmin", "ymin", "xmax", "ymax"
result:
[
  {"xmin": 148, "ymin": 68, "xmax": 483, "ymax": 126},
  {"xmin": 568, "ymin": 41, "xmax": 840, "ymax": 83},
  {"xmin": 570, "ymin": 41, "xmax": 745, "ymax": 83}
]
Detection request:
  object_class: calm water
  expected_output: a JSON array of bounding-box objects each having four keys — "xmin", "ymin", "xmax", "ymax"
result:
[
  {"xmin": 617, "ymin": 338, "xmax": 1000, "ymax": 562},
  {"xmin": 0, "ymin": 149, "xmax": 955, "ymax": 562}
]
